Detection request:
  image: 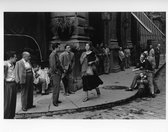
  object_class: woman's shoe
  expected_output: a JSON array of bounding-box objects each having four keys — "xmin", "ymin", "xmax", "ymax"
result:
[{"xmin": 83, "ymin": 97, "xmax": 89, "ymax": 102}]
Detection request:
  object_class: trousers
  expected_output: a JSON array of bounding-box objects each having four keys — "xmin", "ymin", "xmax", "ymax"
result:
[
  {"xmin": 51, "ymin": 74, "xmax": 61, "ymax": 105},
  {"xmin": 21, "ymin": 72, "xmax": 34, "ymax": 109},
  {"xmin": 4, "ymin": 82, "xmax": 17, "ymax": 119}
]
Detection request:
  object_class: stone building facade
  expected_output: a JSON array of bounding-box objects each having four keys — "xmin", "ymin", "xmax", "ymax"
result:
[{"xmin": 4, "ymin": 12, "xmax": 166, "ymax": 79}]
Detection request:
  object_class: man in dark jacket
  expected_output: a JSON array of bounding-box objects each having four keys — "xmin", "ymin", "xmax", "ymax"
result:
[
  {"xmin": 49, "ymin": 43, "xmax": 64, "ymax": 107},
  {"xmin": 155, "ymin": 44, "xmax": 161, "ymax": 69}
]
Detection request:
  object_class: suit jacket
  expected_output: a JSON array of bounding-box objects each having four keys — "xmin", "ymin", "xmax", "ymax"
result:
[
  {"xmin": 15, "ymin": 59, "xmax": 27, "ymax": 84},
  {"xmin": 49, "ymin": 51, "xmax": 63, "ymax": 75},
  {"xmin": 155, "ymin": 47, "xmax": 160, "ymax": 57},
  {"xmin": 59, "ymin": 51, "xmax": 74, "ymax": 71}
]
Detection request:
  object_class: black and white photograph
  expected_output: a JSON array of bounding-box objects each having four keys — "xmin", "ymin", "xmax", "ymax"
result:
[{"xmin": 1, "ymin": 0, "xmax": 168, "ymax": 132}]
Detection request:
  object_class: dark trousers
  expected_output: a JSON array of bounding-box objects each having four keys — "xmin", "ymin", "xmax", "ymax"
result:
[
  {"xmin": 21, "ymin": 72, "xmax": 34, "ymax": 109},
  {"xmin": 125, "ymin": 56, "xmax": 130, "ymax": 68},
  {"xmin": 62, "ymin": 73, "xmax": 73, "ymax": 93},
  {"xmin": 51, "ymin": 74, "xmax": 61, "ymax": 105},
  {"xmin": 155, "ymin": 55, "xmax": 160, "ymax": 69},
  {"xmin": 4, "ymin": 82, "xmax": 17, "ymax": 119},
  {"xmin": 119, "ymin": 58, "xmax": 125, "ymax": 71}
]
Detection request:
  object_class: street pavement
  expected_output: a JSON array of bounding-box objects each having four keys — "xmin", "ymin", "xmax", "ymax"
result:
[{"xmin": 15, "ymin": 55, "xmax": 166, "ymax": 119}]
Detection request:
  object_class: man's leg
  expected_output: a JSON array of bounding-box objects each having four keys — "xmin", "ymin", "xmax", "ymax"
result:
[
  {"xmin": 130, "ymin": 74, "xmax": 141, "ymax": 90},
  {"xmin": 62, "ymin": 75, "xmax": 69, "ymax": 95},
  {"xmin": 52, "ymin": 74, "xmax": 61, "ymax": 106},
  {"xmin": 21, "ymin": 83, "xmax": 28, "ymax": 110},
  {"xmin": 67, "ymin": 73, "xmax": 75, "ymax": 94},
  {"xmin": 39, "ymin": 78, "xmax": 47, "ymax": 94},
  {"xmin": 147, "ymin": 72, "xmax": 155, "ymax": 97},
  {"xmin": 27, "ymin": 73, "xmax": 34, "ymax": 108}
]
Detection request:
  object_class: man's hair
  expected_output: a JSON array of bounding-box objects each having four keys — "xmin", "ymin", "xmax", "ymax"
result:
[
  {"xmin": 52, "ymin": 43, "xmax": 60, "ymax": 50},
  {"xmin": 5, "ymin": 51, "xmax": 16, "ymax": 60},
  {"xmin": 22, "ymin": 51, "xmax": 30, "ymax": 58},
  {"xmin": 64, "ymin": 44, "xmax": 70, "ymax": 49}
]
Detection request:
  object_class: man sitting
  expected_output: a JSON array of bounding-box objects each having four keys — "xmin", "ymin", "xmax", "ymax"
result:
[{"xmin": 33, "ymin": 64, "xmax": 50, "ymax": 95}]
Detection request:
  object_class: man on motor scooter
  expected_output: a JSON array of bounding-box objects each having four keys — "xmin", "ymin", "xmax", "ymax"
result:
[{"xmin": 126, "ymin": 51, "xmax": 160, "ymax": 98}]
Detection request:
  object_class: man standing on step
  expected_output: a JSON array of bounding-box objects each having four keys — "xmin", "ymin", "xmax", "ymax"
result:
[
  {"xmin": 60, "ymin": 44, "xmax": 75, "ymax": 96},
  {"xmin": 155, "ymin": 44, "xmax": 161, "ymax": 69},
  {"xmin": 49, "ymin": 43, "xmax": 64, "ymax": 107},
  {"xmin": 15, "ymin": 52, "xmax": 35, "ymax": 111}
]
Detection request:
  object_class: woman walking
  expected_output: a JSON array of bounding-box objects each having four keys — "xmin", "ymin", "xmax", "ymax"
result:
[{"xmin": 80, "ymin": 43, "xmax": 103, "ymax": 102}]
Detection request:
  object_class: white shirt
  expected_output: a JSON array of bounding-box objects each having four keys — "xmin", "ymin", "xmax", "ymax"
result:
[{"xmin": 4, "ymin": 61, "xmax": 15, "ymax": 82}]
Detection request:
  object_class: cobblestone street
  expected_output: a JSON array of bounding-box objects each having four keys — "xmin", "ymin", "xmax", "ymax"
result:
[{"xmin": 38, "ymin": 65, "xmax": 166, "ymax": 119}]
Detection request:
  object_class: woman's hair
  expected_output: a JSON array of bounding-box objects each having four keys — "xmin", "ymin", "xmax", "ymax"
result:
[
  {"xmin": 52, "ymin": 43, "xmax": 60, "ymax": 50},
  {"xmin": 86, "ymin": 42, "xmax": 93, "ymax": 50}
]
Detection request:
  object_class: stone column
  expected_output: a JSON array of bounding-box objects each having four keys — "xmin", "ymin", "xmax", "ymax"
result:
[
  {"xmin": 50, "ymin": 12, "xmax": 90, "ymax": 80},
  {"xmin": 109, "ymin": 12, "xmax": 120, "ymax": 72}
]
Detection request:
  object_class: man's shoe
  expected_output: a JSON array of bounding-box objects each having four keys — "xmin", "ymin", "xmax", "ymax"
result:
[
  {"xmin": 155, "ymin": 89, "xmax": 160, "ymax": 94},
  {"xmin": 126, "ymin": 88, "xmax": 133, "ymax": 91},
  {"xmin": 150, "ymin": 94, "xmax": 156, "ymax": 98},
  {"xmin": 22, "ymin": 108, "xmax": 27, "ymax": 111},
  {"xmin": 29, "ymin": 105, "xmax": 36, "ymax": 108},
  {"xmin": 57, "ymin": 100, "xmax": 62, "ymax": 104},
  {"xmin": 64, "ymin": 93, "xmax": 69, "ymax": 96},
  {"xmin": 41, "ymin": 92, "xmax": 49, "ymax": 95},
  {"xmin": 68, "ymin": 91, "xmax": 75, "ymax": 94},
  {"xmin": 53, "ymin": 103, "xmax": 58, "ymax": 107}
]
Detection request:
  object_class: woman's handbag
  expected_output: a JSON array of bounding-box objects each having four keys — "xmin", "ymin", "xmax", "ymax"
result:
[{"xmin": 86, "ymin": 66, "xmax": 94, "ymax": 75}]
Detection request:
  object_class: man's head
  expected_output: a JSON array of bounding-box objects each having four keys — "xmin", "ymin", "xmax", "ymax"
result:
[
  {"xmin": 22, "ymin": 51, "xmax": 31, "ymax": 61},
  {"xmin": 149, "ymin": 44, "xmax": 153, "ymax": 49},
  {"xmin": 119, "ymin": 47, "xmax": 122, "ymax": 50},
  {"xmin": 52, "ymin": 43, "xmax": 60, "ymax": 51},
  {"xmin": 65, "ymin": 44, "xmax": 71, "ymax": 52},
  {"xmin": 6, "ymin": 51, "xmax": 17, "ymax": 63},
  {"xmin": 140, "ymin": 51, "xmax": 148, "ymax": 62},
  {"xmin": 157, "ymin": 44, "xmax": 161, "ymax": 48}
]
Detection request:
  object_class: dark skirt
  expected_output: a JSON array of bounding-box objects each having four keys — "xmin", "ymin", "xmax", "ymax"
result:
[{"xmin": 82, "ymin": 75, "xmax": 103, "ymax": 91}]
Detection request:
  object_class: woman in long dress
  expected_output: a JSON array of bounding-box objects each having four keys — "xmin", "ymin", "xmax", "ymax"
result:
[{"xmin": 80, "ymin": 43, "xmax": 103, "ymax": 102}]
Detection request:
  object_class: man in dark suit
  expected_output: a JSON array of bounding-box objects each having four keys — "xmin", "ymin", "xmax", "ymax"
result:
[
  {"xmin": 60, "ymin": 44, "xmax": 75, "ymax": 96},
  {"xmin": 49, "ymin": 43, "xmax": 64, "ymax": 107},
  {"xmin": 155, "ymin": 44, "xmax": 161, "ymax": 69},
  {"xmin": 15, "ymin": 52, "xmax": 35, "ymax": 111},
  {"xmin": 4, "ymin": 51, "xmax": 17, "ymax": 119}
]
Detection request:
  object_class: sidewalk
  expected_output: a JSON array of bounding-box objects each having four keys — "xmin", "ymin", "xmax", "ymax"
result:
[{"xmin": 15, "ymin": 55, "xmax": 166, "ymax": 119}]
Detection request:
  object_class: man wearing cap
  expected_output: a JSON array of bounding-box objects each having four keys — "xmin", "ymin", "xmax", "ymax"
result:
[
  {"xmin": 49, "ymin": 43, "xmax": 64, "ymax": 107},
  {"xmin": 15, "ymin": 52, "xmax": 35, "ymax": 111}
]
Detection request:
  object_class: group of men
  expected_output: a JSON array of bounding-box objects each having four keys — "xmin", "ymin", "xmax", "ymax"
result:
[
  {"xmin": 118, "ymin": 46, "xmax": 131, "ymax": 71},
  {"xmin": 49, "ymin": 43, "xmax": 75, "ymax": 107},
  {"xmin": 127, "ymin": 43, "xmax": 161, "ymax": 98},
  {"xmin": 4, "ymin": 51, "xmax": 35, "ymax": 118},
  {"xmin": 4, "ymin": 42, "xmax": 75, "ymax": 119}
]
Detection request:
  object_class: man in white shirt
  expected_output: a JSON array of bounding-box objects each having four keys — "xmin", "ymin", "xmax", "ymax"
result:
[{"xmin": 4, "ymin": 51, "xmax": 17, "ymax": 119}]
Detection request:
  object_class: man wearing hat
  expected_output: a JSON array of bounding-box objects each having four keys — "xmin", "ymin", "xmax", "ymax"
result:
[{"xmin": 49, "ymin": 43, "xmax": 64, "ymax": 107}]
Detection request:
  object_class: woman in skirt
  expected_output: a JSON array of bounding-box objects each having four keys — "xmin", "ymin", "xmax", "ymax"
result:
[{"xmin": 80, "ymin": 43, "xmax": 103, "ymax": 102}]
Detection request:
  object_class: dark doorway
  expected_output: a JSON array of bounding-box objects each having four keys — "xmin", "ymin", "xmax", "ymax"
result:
[{"xmin": 88, "ymin": 12, "xmax": 104, "ymax": 47}]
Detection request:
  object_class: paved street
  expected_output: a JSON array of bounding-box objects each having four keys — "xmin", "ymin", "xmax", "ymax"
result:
[{"xmin": 37, "ymin": 65, "xmax": 166, "ymax": 119}]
